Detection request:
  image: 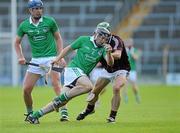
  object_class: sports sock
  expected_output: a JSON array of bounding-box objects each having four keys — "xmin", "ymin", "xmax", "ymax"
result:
[
  {"xmin": 32, "ymin": 93, "xmax": 70, "ymax": 119},
  {"xmin": 84, "ymin": 104, "xmax": 95, "ymax": 114},
  {"xmin": 27, "ymin": 107, "xmax": 33, "ymax": 114},
  {"xmin": 60, "ymin": 108, "xmax": 68, "ymax": 118},
  {"xmin": 33, "ymin": 102, "xmax": 58, "ymax": 119},
  {"xmin": 109, "ymin": 110, "xmax": 117, "ymax": 119},
  {"xmin": 58, "ymin": 93, "xmax": 69, "ymax": 102},
  {"xmin": 32, "ymin": 110, "xmax": 43, "ymax": 118},
  {"xmin": 33, "ymin": 102, "xmax": 56, "ymax": 119}
]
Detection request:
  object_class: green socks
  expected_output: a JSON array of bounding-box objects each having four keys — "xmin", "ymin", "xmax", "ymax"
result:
[
  {"xmin": 58, "ymin": 93, "xmax": 69, "ymax": 102},
  {"xmin": 32, "ymin": 110, "xmax": 43, "ymax": 118}
]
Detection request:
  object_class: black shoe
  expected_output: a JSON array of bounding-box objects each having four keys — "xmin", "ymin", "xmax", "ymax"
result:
[
  {"xmin": 24, "ymin": 112, "xmax": 33, "ymax": 122},
  {"xmin": 106, "ymin": 117, "xmax": 115, "ymax": 123},
  {"xmin": 89, "ymin": 110, "xmax": 95, "ymax": 114},
  {"xmin": 76, "ymin": 112, "xmax": 87, "ymax": 121},
  {"xmin": 76, "ymin": 110, "xmax": 95, "ymax": 121},
  {"xmin": 27, "ymin": 114, "xmax": 40, "ymax": 124}
]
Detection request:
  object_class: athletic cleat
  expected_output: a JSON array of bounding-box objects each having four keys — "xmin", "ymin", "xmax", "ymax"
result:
[
  {"xmin": 89, "ymin": 110, "xmax": 95, "ymax": 115},
  {"xmin": 86, "ymin": 92, "xmax": 95, "ymax": 102},
  {"xmin": 24, "ymin": 112, "xmax": 33, "ymax": 122},
  {"xmin": 76, "ymin": 112, "xmax": 87, "ymax": 121},
  {"xmin": 60, "ymin": 115, "xmax": 69, "ymax": 122},
  {"xmin": 106, "ymin": 117, "xmax": 115, "ymax": 123},
  {"xmin": 76, "ymin": 110, "xmax": 95, "ymax": 121},
  {"xmin": 27, "ymin": 114, "xmax": 40, "ymax": 124}
]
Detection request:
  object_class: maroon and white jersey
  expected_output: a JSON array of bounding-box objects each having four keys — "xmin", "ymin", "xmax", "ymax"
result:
[{"xmin": 100, "ymin": 35, "xmax": 131, "ymax": 73}]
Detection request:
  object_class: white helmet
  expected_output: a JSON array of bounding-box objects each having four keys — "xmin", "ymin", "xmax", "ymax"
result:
[{"xmin": 96, "ymin": 22, "xmax": 111, "ymax": 35}]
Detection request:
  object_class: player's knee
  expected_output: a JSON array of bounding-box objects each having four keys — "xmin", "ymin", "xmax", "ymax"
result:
[
  {"xmin": 113, "ymin": 87, "xmax": 120, "ymax": 94},
  {"xmin": 88, "ymin": 85, "xmax": 93, "ymax": 92},
  {"xmin": 23, "ymin": 86, "xmax": 33, "ymax": 94},
  {"xmin": 51, "ymin": 82, "xmax": 61, "ymax": 94},
  {"xmin": 113, "ymin": 84, "xmax": 123, "ymax": 94},
  {"xmin": 84, "ymin": 83, "xmax": 93, "ymax": 92},
  {"xmin": 51, "ymin": 80, "xmax": 60, "ymax": 89},
  {"xmin": 113, "ymin": 81, "xmax": 125, "ymax": 92}
]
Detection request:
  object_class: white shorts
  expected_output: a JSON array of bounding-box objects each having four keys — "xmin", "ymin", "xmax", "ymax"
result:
[
  {"xmin": 90, "ymin": 68, "xmax": 104, "ymax": 83},
  {"xmin": 97, "ymin": 69, "xmax": 129, "ymax": 81},
  {"xmin": 128, "ymin": 70, "xmax": 137, "ymax": 82},
  {"xmin": 64, "ymin": 67, "xmax": 86, "ymax": 86},
  {"xmin": 27, "ymin": 57, "xmax": 56, "ymax": 76}
]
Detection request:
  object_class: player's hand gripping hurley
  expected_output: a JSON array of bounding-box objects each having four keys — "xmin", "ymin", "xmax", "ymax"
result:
[
  {"xmin": 24, "ymin": 62, "xmax": 64, "ymax": 84},
  {"xmin": 25, "ymin": 62, "xmax": 64, "ymax": 73}
]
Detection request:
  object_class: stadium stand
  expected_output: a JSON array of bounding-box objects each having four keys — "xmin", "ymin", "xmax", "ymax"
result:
[
  {"xmin": 0, "ymin": 0, "xmax": 179, "ymax": 85},
  {"xmin": 115, "ymin": 0, "xmax": 180, "ymax": 83},
  {"xmin": 0, "ymin": 0, "xmax": 134, "ymax": 85},
  {"xmin": 133, "ymin": 0, "xmax": 180, "ymax": 76}
]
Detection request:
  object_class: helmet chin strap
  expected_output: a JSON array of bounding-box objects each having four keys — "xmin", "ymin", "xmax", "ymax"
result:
[{"xmin": 94, "ymin": 34, "xmax": 98, "ymax": 40}]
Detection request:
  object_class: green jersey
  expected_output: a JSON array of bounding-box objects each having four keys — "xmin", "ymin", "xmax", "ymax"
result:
[
  {"xmin": 127, "ymin": 47, "xmax": 138, "ymax": 70},
  {"xmin": 68, "ymin": 36, "xmax": 106, "ymax": 75},
  {"xmin": 17, "ymin": 16, "xmax": 59, "ymax": 58}
]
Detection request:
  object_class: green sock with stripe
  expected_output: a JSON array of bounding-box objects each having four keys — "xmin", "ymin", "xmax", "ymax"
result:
[
  {"xmin": 60, "ymin": 108, "xmax": 69, "ymax": 118},
  {"xmin": 32, "ymin": 110, "xmax": 43, "ymax": 118},
  {"xmin": 58, "ymin": 93, "xmax": 69, "ymax": 102}
]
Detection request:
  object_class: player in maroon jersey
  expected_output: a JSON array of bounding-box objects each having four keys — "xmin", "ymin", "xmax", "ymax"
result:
[{"xmin": 76, "ymin": 22, "xmax": 131, "ymax": 123}]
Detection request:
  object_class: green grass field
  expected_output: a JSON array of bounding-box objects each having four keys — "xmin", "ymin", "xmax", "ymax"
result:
[{"xmin": 0, "ymin": 85, "xmax": 180, "ymax": 133}]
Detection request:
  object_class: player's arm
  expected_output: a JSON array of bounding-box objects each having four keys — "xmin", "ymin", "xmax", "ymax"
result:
[
  {"xmin": 111, "ymin": 49, "xmax": 122, "ymax": 60},
  {"xmin": 104, "ymin": 44, "xmax": 114, "ymax": 66},
  {"xmin": 53, "ymin": 36, "xmax": 82, "ymax": 64},
  {"xmin": 54, "ymin": 31, "xmax": 63, "ymax": 54},
  {"xmin": 54, "ymin": 31, "xmax": 66, "ymax": 66},
  {"xmin": 130, "ymin": 49, "xmax": 139, "ymax": 60},
  {"xmin": 112, "ymin": 37, "xmax": 123, "ymax": 60},
  {"xmin": 131, "ymin": 53, "xmax": 139, "ymax": 60},
  {"xmin": 14, "ymin": 35, "xmax": 26, "ymax": 65},
  {"xmin": 52, "ymin": 45, "xmax": 73, "ymax": 64}
]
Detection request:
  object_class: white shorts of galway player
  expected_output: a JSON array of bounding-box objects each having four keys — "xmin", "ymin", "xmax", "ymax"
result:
[{"xmin": 87, "ymin": 69, "xmax": 129, "ymax": 102}]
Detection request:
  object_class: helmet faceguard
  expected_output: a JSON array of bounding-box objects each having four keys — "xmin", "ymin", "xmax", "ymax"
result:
[
  {"xmin": 96, "ymin": 28, "xmax": 111, "ymax": 40},
  {"xmin": 94, "ymin": 22, "xmax": 111, "ymax": 47}
]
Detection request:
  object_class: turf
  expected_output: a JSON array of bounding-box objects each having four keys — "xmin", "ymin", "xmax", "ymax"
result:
[{"xmin": 0, "ymin": 85, "xmax": 180, "ymax": 133}]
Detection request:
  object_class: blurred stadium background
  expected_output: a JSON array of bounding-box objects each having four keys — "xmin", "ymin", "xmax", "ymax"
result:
[{"xmin": 0, "ymin": 0, "xmax": 180, "ymax": 86}]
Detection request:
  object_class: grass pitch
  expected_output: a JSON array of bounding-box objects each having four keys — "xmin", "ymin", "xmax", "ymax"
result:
[{"xmin": 0, "ymin": 85, "xmax": 180, "ymax": 133}]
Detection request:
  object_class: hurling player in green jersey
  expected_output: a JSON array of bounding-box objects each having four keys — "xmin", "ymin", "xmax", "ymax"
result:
[
  {"xmin": 14, "ymin": 0, "xmax": 66, "ymax": 122},
  {"xmin": 123, "ymin": 38, "xmax": 141, "ymax": 104},
  {"xmin": 26, "ymin": 22, "xmax": 114, "ymax": 124}
]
